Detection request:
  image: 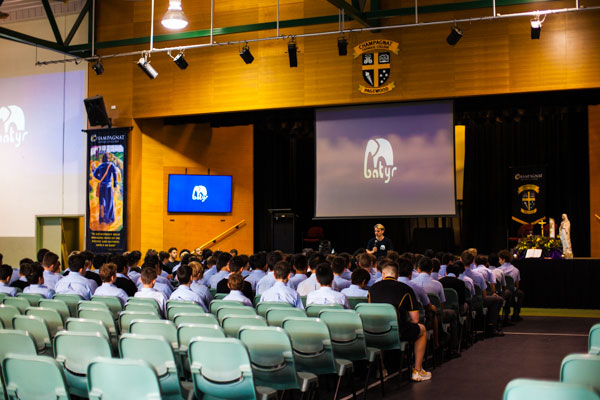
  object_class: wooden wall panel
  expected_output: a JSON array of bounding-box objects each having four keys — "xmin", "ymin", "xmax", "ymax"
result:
[{"xmin": 590, "ymin": 105, "xmax": 600, "ymax": 257}]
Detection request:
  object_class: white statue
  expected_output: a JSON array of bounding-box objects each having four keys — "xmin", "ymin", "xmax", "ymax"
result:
[
  {"xmin": 548, "ymin": 218, "xmax": 556, "ymax": 238},
  {"xmin": 559, "ymin": 213, "xmax": 573, "ymax": 259}
]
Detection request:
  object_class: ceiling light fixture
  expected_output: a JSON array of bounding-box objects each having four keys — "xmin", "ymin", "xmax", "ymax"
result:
[
  {"xmin": 337, "ymin": 36, "xmax": 348, "ymax": 56},
  {"xmin": 169, "ymin": 50, "xmax": 188, "ymax": 69},
  {"xmin": 239, "ymin": 43, "xmax": 254, "ymax": 64},
  {"xmin": 91, "ymin": 59, "xmax": 104, "ymax": 75},
  {"xmin": 137, "ymin": 53, "xmax": 158, "ymax": 79},
  {"xmin": 446, "ymin": 26, "xmax": 463, "ymax": 45},
  {"xmin": 161, "ymin": 0, "xmax": 188, "ymax": 30},
  {"xmin": 288, "ymin": 38, "xmax": 298, "ymax": 68},
  {"xmin": 530, "ymin": 15, "xmax": 543, "ymax": 39}
]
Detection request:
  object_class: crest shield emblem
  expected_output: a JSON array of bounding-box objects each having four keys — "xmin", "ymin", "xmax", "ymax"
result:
[{"xmin": 362, "ymin": 52, "xmax": 390, "ymax": 88}]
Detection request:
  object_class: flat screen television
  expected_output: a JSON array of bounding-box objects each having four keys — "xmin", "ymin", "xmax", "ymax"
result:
[{"xmin": 167, "ymin": 174, "xmax": 233, "ymax": 213}]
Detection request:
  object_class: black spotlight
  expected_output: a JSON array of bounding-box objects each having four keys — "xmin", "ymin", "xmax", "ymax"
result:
[
  {"xmin": 173, "ymin": 51, "xmax": 188, "ymax": 70},
  {"xmin": 91, "ymin": 60, "xmax": 104, "ymax": 75},
  {"xmin": 288, "ymin": 40, "xmax": 298, "ymax": 68},
  {"xmin": 239, "ymin": 44, "xmax": 254, "ymax": 64},
  {"xmin": 337, "ymin": 37, "xmax": 348, "ymax": 56},
  {"xmin": 446, "ymin": 26, "xmax": 463, "ymax": 46},
  {"xmin": 137, "ymin": 55, "xmax": 158, "ymax": 79},
  {"xmin": 530, "ymin": 18, "xmax": 542, "ymax": 39}
]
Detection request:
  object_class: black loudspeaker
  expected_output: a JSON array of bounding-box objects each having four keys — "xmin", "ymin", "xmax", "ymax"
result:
[
  {"xmin": 269, "ymin": 209, "xmax": 296, "ymax": 253},
  {"xmin": 84, "ymin": 95, "xmax": 111, "ymax": 127}
]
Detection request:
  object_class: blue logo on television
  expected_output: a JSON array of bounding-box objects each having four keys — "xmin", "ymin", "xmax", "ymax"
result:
[
  {"xmin": 192, "ymin": 185, "xmax": 208, "ymax": 202},
  {"xmin": 168, "ymin": 175, "xmax": 232, "ymax": 213}
]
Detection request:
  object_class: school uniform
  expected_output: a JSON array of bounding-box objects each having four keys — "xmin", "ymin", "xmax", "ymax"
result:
[
  {"xmin": 135, "ymin": 287, "xmax": 167, "ymax": 317},
  {"xmin": 223, "ymin": 290, "xmax": 253, "ymax": 307},
  {"xmin": 0, "ymin": 282, "xmax": 18, "ymax": 296},
  {"xmin": 170, "ymin": 285, "xmax": 208, "ymax": 312},
  {"xmin": 306, "ymin": 286, "xmax": 349, "ymax": 309},
  {"xmin": 94, "ymin": 283, "xmax": 129, "ymax": 306},
  {"xmin": 24, "ymin": 284, "xmax": 54, "ymax": 299},
  {"xmin": 260, "ymin": 281, "xmax": 304, "ymax": 309},
  {"xmin": 54, "ymin": 272, "xmax": 94, "ymax": 300},
  {"xmin": 340, "ymin": 284, "xmax": 368, "ymax": 298}
]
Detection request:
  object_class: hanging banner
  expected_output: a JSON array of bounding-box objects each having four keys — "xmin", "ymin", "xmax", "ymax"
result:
[
  {"xmin": 511, "ymin": 166, "xmax": 546, "ymax": 225},
  {"xmin": 85, "ymin": 127, "xmax": 131, "ymax": 253}
]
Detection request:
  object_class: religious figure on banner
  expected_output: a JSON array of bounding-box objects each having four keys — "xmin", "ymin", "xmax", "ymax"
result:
[
  {"xmin": 93, "ymin": 152, "xmax": 118, "ymax": 226},
  {"xmin": 559, "ymin": 213, "xmax": 573, "ymax": 259}
]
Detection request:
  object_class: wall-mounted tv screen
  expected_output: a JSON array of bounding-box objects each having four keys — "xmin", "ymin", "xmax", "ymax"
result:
[{"xmin": 168, "ymin": 174, "xmax": 233, "ymax": 213}]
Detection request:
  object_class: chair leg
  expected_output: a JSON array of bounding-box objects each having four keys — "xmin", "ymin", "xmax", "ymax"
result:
[
  {"xmin": 379, "ymin": 357, "xmax": 385, "ymax": 396},
  {"xmin": 333, "ymin": 375, "xmax": 343, "ymax": 400},
  {"xmin": 362, "ymin": 361, "xmax": 374, "ymax": 400},
  {"xmin": 348, "ymin": 369, "xmax": 356, "ymax": 400}
]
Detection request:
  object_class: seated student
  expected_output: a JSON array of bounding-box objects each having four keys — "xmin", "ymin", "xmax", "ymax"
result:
[
  {"xmin": 216, "ymin": 256, "xmax": 255, "ymax": 300},
  {"xmin": 239, "ymin": 254, "xmax": 251, "ymax": 278},
  {"xmin": 368, "ymin": 262, "xmax": 431, "ymax": 382},
  {"xmin": 341, "ymin": 268, "xmax": 370, "ymax": 297},
  {"xmin": 306, "ymin": 264, "xmax": 349, "ymax": 309},
  {"xmin": 287, "ymin": 254, "xmax": 309, "ymax": 290},
  {"xmin": 255, "ymin": 251, "xmax": 283, "ymax": 295},
  {"xmin": 332, "ymin": 256, "xmax": 351, "ymax": 291},
  {"xmin": 209, "ymin": 252, "xmax": 233, "ymax": 289},
  {"xmin": 356, "ymin": 253, "xmax": 379, "ymax": 288},
  {"xmin": 430, "ymin": 258, "xmax": 442, "ymax": 281},
  {"xmin": 298, "ymin": 253, "xmax": 338, "ymax": 296},
  {"xmin": 498, "ymin": 249, "xmax": 524, "ymax": 323},
  {"xmin": 41, "ymin": 251, "xmax": 62, "ymax": 290},
  {"xmin": 11, "ymin": 260, "xmax": 32, "ymax": 291},
  {"xmin": 81, "ymin": 251, "xmax": 102, "ymax": 287},
  {"xmin": 111, "ymin": 254, "xmax": 138, "ymax": 297},
  {"xmin": 94, "ymin": 262, "xmax": 129, "ymax": 306},
  {"xmin": 54, "ymin": 253, "xmax": 95, "ymax": 300},
  {"xmin": 338, "ymin": 252, "xmax": 353, "ymax": 281},
  {"xmin": 189, "ymin": 261, "xmax": 213, "ymax": 306},
  {"xmin": 170, "ymin": 265, "xmax": 208, "ymax": 312},
  {"xmin": 223, "ymin": 274, "xmax": 253, "ymax": 307},
  {"xmin": 135, "ymin": 267, "xmax": 167, "ymax": 317},
  {"xmin": 23, "ymin": 262, "xmax": 54, "ymax": 299},
  {"xmin": 0, "ymin": 264, "xmax": 18, "ymax": 296},
  {"xmin": 201, "ymin": 254, "xmax": 218, "ymax": 286},
  {"xmin": 260, "ymin": 261, "xmax": 304, "ymax": 309},
  {"xmin": 63, "ymin": 251, "xmax": 98, "ymax": 293},
  {"xmin": 245, "ymin": 252, "xmax": 267, "ymax": 291},
  {"xmin": 135, "ymin": 255, "xmax": 173, "ymax": 298},
  {"xmin": 126, "ymin": 251, "xmax": 142, "ymax": 283},
  {"xmin": 439, "ymin": 263, "xmax": 468, "ymax": 314}
]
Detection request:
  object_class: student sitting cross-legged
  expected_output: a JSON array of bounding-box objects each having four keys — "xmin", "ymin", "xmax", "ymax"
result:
[
  {"xmin": 306, "ymin": 263, "xmax": 350, "ymax": 309},
  {"xmin": 94, "ymin": 262, "xmax": 129, "ymax": 307},
  {"xmin": 23, "ymin": 262, "xmax": 55, "ymax": 299},
  {"xmin": 134, "ymin": 267, "xmax": 167, "ymax": 317},
  {"xmin": 170, "ymin": 265, "xmax": 208, "ymax": 312},
  {"xmin": 223, "ymin": 274, "xmax": 254, "ymax": 306},
  {"xmin": 260, "ymin": 260, "xmax": 304, "ymax": 309}
]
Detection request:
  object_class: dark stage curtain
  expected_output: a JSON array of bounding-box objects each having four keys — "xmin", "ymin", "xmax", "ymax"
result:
[{"xmin": 459, "ymin": 98, "xmax": 591, "ymax": 256}]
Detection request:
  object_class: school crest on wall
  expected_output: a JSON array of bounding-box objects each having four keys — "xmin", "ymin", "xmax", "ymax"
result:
[{"xmin": 354, "ymin": 40, "xmax": 399, "ymax": 95}]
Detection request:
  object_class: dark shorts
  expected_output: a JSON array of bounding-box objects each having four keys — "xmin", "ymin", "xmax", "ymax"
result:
[{"xmin": 400, "ymin": 322, "xmax": 421, "ymax": 342}]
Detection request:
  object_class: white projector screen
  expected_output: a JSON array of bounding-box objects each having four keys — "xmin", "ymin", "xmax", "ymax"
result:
[{"xmin": 315, "ymin": 101, "xmax": 456, "ymax": 218}]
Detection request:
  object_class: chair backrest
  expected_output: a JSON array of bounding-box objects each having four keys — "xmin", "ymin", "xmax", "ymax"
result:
[
  {"xmin": 443, "ymin": 288, "xmax": 460, "ymax": 314},
  {"xmin": 125, "ymin": 302, "xmax": 160, "ymax": 315},
  {"xmin": 12, "ymin": 315, "xmax": 51, "ymax": 353},
  {"xmin": 504, "ymin": 275, "xmax": 516, "ymax": 293},
  {"xmin": 589, "ymin": 324, "xmax": 600, "ymax": 355},
  {"xmin": 167, "ymin": 304, "xmax": 205, "ymax": 320},
  {"xmin": 65, "ymin": 318, "xmax": 110, "ymax": 340},
  {"xmin": 0, "ymin": 329, "xmax": 37, "ymax": 360},
  {"xmin": 0, "ymin": 304, "xmax": 20, "ymax": 328},
  {"xmin": 173, "ymin": 312, "xmax": 218, "ymax": 327},
  {"xmin": 217, "ymin": 306, "xmax": 257, "ymax": 323},
  {"xmin": 39, "ymin": 299, "xmax": 70, "ymax": 322},
  {"xmin": 177, "ymin": 324, "xmax": 225, "ymax": 352},
  {"xmin": 54, "ymin": 331, "xmax": 112, "ymax": 376},
  {"xmin": 78, "ymin": 308, "xmax": 117, "ymax": 336},
  {"xmin": 347, "ymin": 297, "xmax": 368, "ymax": 310},
  {"xmin": 3, "ymin": 297, "xmax": 29, "ymax": 313},
  {"xmin": 2, "ymin": 353, "xmax": 70, "ymax": 400},
  {"xmin": 238, "ymin": 326, "xmax": 301, "ymax": 390},
  {"xmin": 281, "ymin": 317, "xmax": 337, "ymax": 375},
  {"xmin": 78, "ymin": 300, "xmax": 111, "ymax": 314},
  {"xmin": 87, "ymin": 357, "xmax": 162, "ymax": 400},
  {"xmin": 118, "ymin": 311, "xmax": 160, "ymax": 333},
  {"xmin": 209, "ymin": 299, "xmax": 244, "ymax": 314},
  {"xmin": 427, "ymin": 293, "xmax": 442, "ymax": 309},
  {"xmin": 90, "ymin": 295, "xmax": 123, "ymax": 320},
  {"xmin": 503, "ymin": 378, "xmax": 600, "ymax": 400},
  {"xmin": 188, "ymin": 337, "xmax": 257, "ymax": 400},
  {"xmin": 318, "ymin": 309, "xmax": 368, "ymax": 361},
  {"xmin": 221, "ymin": 315, "xmax": 267, "ymax": 338},
  {"xmin": 560, "ymin": 353, "xmax": 600, "ymax": 391},
  {"xmin": 25, "ymin": 307, "xmax": 64, "ymax": 337},
  {"xmin": 17, "ymin": 293, "xmax": 43, "ymax": 306},
  {"xmin": 126, "ymin": 297, "xmax": 160, "ymax": 312},
  {"xmin": 255, "ymin": 301, "xmax": 294, "ymax": 317},
  {"xmin": 167, "ymin": 299, "xmax": 197, "ymax": 308},
  {"xmin": 305, "ymin": 304, "xmax": 344, "ymax": 317},
  {"xmin": 213, "ymin": 293, "xmax": 228, "ymax": 300},
  {"xmin": 355, "ymin": 303, "xmax": 402, "ymax": 351},
  {"xmin": 130, "ymin": 319, "xmax": 178, "ymax": 350},
  {"xmin": 53, "ymin": 294, "xmax": 83, "ymax": 317},
  {"xmin": 253, "ymin": 294, "xmax": 262, "ymax": 306},
  {"xmin": 266, "ymin": 307, "xmax": 307, "ymax": 327}
]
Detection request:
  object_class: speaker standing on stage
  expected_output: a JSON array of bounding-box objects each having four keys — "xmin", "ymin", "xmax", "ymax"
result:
[{"xmin": 366, "ymin": 224, "xmax": 393, "ymax": 258}]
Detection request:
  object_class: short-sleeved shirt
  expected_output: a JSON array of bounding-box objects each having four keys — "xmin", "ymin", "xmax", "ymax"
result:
[
  {"xmin": 288, "ymin": 273, "xmax": 308, "ymax": 291},
  {"xmin": 398, "ymin": 277, "xmax": 430, "ymax": 306},
  {"xmin": 412, "ymin": 272, "xmax": 446, "ymax": 303},
  {"xmin": 306, "ymin": 287, "xmax": 349, "ymax": 309},
  {"xmin": 54, "ymin": 272, "xmax": 94, "ymax": 300},
  {"xmin": 255, "ymin": 272, "xmax": 277, "ymax": 295},
  {"xmin": 0, "ymin": 282, "xmax": 18, "ymax": 296},
  {"xmin": 260, "ymin": 281, "xmax": 304, "ymax": 309},
  {"xmin": 499, "ymin": 263, "xmax": 521, "ymax": 283},
  {"xmin": 24, "ymin": 284, "xmax": 55, "ymax": 299},
  {"xmin": 366, "ymin": 237, "xmax": 393, "ymax": 258},
  {"xmin": 333, "ymin": 275, "xmax": 351, "ymax": 291},
  {"xmin": 244, "ymin": 269, "xmax": 266, "ymax": 291},
  {"xmin": 368, "ymin": 277, "xmax": 418, "ymax": 333},
  {"xmin": 190, "ymin": 281, "xmax": 213, "ymax": 306},
  {"xmin": 341, "ymin": 284, "xmax": 369, "ymax": 298},
  {"xmin": 94, "ymin": 283, "xmax": 129, "ymax": 306},
  {"xmin": 170, "ymin": 285, "xmax": 208, "ymax": 312},
  {"xmin": 135, "ymin": 287, "xmax": 167, "ymax": 317},
  {"xmin": 43, "ymin": 270, "xmax": 62, "ymax": 290},
  {"xmin": 223, "ymin": 290, "xmax": 253, "ymax": 307}
]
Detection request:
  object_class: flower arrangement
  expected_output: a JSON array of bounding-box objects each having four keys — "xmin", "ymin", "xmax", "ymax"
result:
[{"xmin": 515, "ymin": 235, "xmax": 563, "ymax": 259}]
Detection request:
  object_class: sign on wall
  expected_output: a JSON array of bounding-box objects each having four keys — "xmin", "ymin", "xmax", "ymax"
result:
[
  {"xmin": 353, "ymin": 40, "xmax": 399, "ymax": 95},
  {"xmin": 511, "ymin": 166, "xmax": 546, "ymax": 225}
]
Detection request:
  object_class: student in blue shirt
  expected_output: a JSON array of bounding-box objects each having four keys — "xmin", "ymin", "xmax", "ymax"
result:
[
  {"xmin": 288, "ymin": 254, "xmax": 309, "ymax": 290},
  {"xmin": 23, "ymin": 262, "xmax": 54, "ymax": 299},
  {"xmin": 0, "ymin": 264, "xmax": 18, "ymax": 296},
  {"xmin": 332, "ymin": 256, "xmax": 351, "ymax": 291},
  {"xmin": 260, "ymin": 260, "xmax": 304, "ymax": 309},
  {"xmin": 189, "ymin": 261, "xmax": 213, "ymax": 306},
  {"xmin": 341, "ymin": 268, "xmax": 370, "ymax": 297},
  {"xmin": 94, "ymin": 262, "xmax": 129, "ymax": 306},
  {"xmin": 245, "ymin": 252, "xmax": 268, "ymax": 291},
  {"xmin": 170, "ymin": 265, "xmax": 208, "ymax": 312},
  {"xmin": 306, "ymin": 264, "xmax": 349, "ymax": 309}
]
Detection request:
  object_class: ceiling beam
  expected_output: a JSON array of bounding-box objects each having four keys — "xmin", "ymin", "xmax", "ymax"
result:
[
  {"xmin": 41, "ymin": 0, "xmax": 64, "ymax": 46},
  {"xmin": 64, "ymin": 0, "xmax": 91, "ymax": 46},
  {"xmin": 326, "ymin": 0, "xmax": 372, "ymax": 27}
]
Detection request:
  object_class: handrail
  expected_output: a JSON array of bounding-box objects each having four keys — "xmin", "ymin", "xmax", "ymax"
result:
[{"xmin": 199, "ymin": 220, "xmax": 247, "ymax": 250}]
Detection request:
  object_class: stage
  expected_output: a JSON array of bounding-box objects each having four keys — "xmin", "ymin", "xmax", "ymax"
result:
[{"xmin": 514, "ymin": 258, "xmax": 600, "ymax": 309}]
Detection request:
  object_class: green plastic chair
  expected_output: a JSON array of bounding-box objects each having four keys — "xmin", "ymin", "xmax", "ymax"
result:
[
  {"xmin": 503, "ymin": 378, "xmax": 600, "ymax": 400},
  {"xmin": 54, "ymin": 331, "xmax": 112, "ymax": 398},
  {"xmin": 126, "ymin": 297, "xmax": 161, "ymax": 312},
  {"xmin": 253, "ymin": 294, "xmax": 262, "ymax": 306},
  {"xmin": 79, "ymin": 308, "xmax": 119, "ymax": 339},
  {"xmin": 130, "ymin": 319, "xmax": 179, "ymax": 351},
  {"xmin": 355, "ymin": 303, "xmax": 407, "ymax": 351},
  {"xmin": 39, "ymin": 299, "xmax": 70, "ymax": 323},
  {"xmin": 265, "ymin": 307, "xmax": 307, "ymax": 327},
  {"xmin": 255, "ymin": 301, "xmax": 294, "ymax": 317},
  {"xmin": 3, "ymin": 297, "xmax": 29, "ymax": 314},
  {"xmin": 12, "ymin": 315, "xmax": 52, "ymax": 354},
  {"xmin": 119, "ymin": 311, "xmax": 161, "ymax": 333},
  {"xmin": 209, "ymin": 299, "xmax": 245, "ymax": 314},
  {"xmin": 0, "ymin": 329, "xmax": 37, "ymax": 360},
  {"xmin": 125, "ymin": 302, "xmax": 161, "ymax": 315},
  {"xmin": 305, "ymin": 304, "xmax": 344, "ymax": 317},
  {"xmin": 78, "ymin": 300, "xmax": 111, "ymax": 313},
  {"xmin": 347, "ymin": 297, "xmax": 368, "ymax": 310},
  {"xmin": 239, "ymin": 326, "xmax": 318, "ymax": 395},
  {"xmin": 173, "ymin": 312, "xmax": 219, "ymax": 328},
  {"xmin": 25, "ymin": 307, "xmax": 64, "ymax": 337},
  {"xmin": 213, "ymin": 293, "xmax": 228, "ymax": 300},
  {"xmin": 217, "ymin": 306, "xmax": 257, "ymax": 323},
  {"xmin": 53, "ymin": 294, "xmax": 83, "ymax": 317},
  {"xmin": 167, "ymin": 299, "xmax": 197, "ymax": 308},
  {"xmin": 281, "ymin": 317, "xmax": 353, "ymax": 400},
  {"xmin": 177, "ymin": 323, "xmax": 226, "ymax": 381},
  {"xmin": 0, "ymin": 305, "xmax": 20, "ymax": 328},
  {"xmin": 188, "ymin": 336, "xmax": 277, "ymax": 400},
  {"xmin": 17, "ymin": 293, "xmax": 43, "ymax": 306},
  {"xmin": 0, "ymin": 293, "xmax": 7, "ymax": 302},
  {"xmin": 65, "ymin": 318, "xmax": 111, "ymax": 341},
  {"xmin": 91, "ymin": 295, "xmax": 124, "ymax": 320},
  {"xmin": 221, "ymin": 315, "xmax": 267, "ymax": 338},
  {"xmin": 560, "ymin": 353, "xmax": 600, "ymax": 391},
  {"xmin": 589, "ymin": 324, "xmax": 600, "ymax": 355},
  {"xmin": 119, "ymin": 333, "xmax": 183, "ymax": 400},
  {"xmin": 87, "ymin": 357, "xmax": 162, "ymax": 400},
  {"xmin": 167, "ymin": 305, "xmax": 207, "ymax": 321},
  {"xmin": 444, "ymin": 288, "xmax": 466, "ymax": 350},
  {"xmin": 2, "ymin": 353, "xmax": 71, "ymax": 400}
]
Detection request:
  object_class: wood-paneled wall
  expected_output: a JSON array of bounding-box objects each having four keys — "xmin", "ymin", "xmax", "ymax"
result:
[{"xmin": 590, "ymin": 105, "xmax": 600, "ymax": 257}]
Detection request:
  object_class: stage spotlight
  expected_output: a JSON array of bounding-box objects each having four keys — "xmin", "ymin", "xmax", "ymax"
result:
[
  {"xmin": 172, "ymin": 51, "xmax": 188, "ymax": 70},
  {"xmin": 530, "ymin": 17, "xmax": 542, "ymax": 39},
  {"xmin": 239, "ymin": 44, "xmax": 254, "ymax": 64},
  {"xmin": 91, "ymin": 59, "xmax": 104, "ymax": 75},
  {"xmin": 446, "ymin": 26, "xmax": 463, "ymax": 45},
  {"xmin": 137, "ymin": 55, "xmax": 158, "ymax": 79},
  {"xmin": 337, "ymin": 37, "xmax": 348, "ymax": 56},
  {"xmin": 162, "ymin": 0, "xmax": 188, "ymax": 30},
  {"xmin": 288, "ymin": 39, "xmax": 298, "ymax": 68}
]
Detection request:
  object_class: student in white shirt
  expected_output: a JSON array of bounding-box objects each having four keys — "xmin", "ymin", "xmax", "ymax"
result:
[
  {"xmin": 135, "ymin": 267, "xmax": 167, "ymax": 317},
  {"xmin": 23, "ymin": 263, "xmax": 54, "ymax": 299},
  {"xmin": 223, "ymin": 274, "xmax": 253, "ymax": 306},
  {"xmin": 306, "ymin": 264, "xmax": 349, "ymax": 309},
  {"xmin": 189, "ymin": 261, "xmax": 213, "ymax": 306},
  {"xmin": 260, "ymin": 260, "xmax": 304, "ymax": 309},
  {"xmin": 0, "ymin": 265, "xmax": 18, "ymax": 297},
  {"xmin": 94, "ymin": 262, "xmax": 129, "ymax": 306},
  {"xmin": 341, "ymin": 268, "xmax": 370, "ymax": 298}
]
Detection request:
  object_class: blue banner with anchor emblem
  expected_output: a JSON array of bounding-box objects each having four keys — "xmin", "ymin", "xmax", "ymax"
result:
[{"xmin": 511, "ymin": 166, "xmax": 546, "ymax": 225}]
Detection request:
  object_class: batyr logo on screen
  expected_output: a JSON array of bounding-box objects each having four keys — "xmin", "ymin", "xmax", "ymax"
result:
[
  {"xmin": 192, "ymin": 185, "xmax": 208, "ymax": 202},
  {"xmin": 0, "ymin": 105, "xmax": 28, "ymax": 148},
  {"xmin": 364, "ymin": 138, "xmax": 397, "ymax": 183}
]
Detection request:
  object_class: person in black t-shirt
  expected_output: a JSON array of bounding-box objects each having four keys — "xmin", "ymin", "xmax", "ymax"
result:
[
  {"xmin": 366, "ymin": 224, "xmax": 393, "ymax": 259},
  {"xmin": 368, "ymin": 262, "xmax": 431, "ymax": 382}
]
